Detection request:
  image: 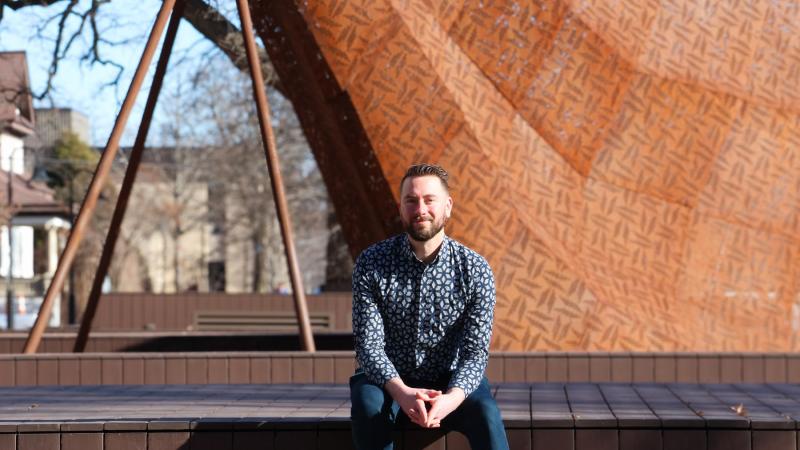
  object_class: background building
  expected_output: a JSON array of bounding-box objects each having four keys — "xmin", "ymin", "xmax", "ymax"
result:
[
  {"xmin": 0, "ymin": 52, "xmax": 71, "ymax": 329},
  {"xmin": 23, "ymin": 108, "xmax": 90, "ymax": 153}
]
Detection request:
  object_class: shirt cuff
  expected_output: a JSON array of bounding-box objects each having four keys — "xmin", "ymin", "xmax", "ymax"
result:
[
  {"xmin": 447, "ymin": 374, "xmax": 481, "ymax": 397},
  {"xmin": 364, "ymin": 363, "xmax": 399, "ymax": 387}
]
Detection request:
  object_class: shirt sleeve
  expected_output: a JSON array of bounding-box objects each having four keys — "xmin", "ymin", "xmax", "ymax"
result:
[
  {"xmin": 448, "ymin": 258, "xmax": 495, "ymax": 397},
  {"xmin": 352, "ymin": 252, "xmax": 400, "ymax": 386}
]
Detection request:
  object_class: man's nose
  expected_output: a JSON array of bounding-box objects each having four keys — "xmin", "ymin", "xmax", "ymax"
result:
[{"xmin": 415, "ymin": 200, "xmax": 428, "ymax": 216}]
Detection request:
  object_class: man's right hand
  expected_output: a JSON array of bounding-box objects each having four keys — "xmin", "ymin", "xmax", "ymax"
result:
[{"xmin": 384, "ymin": 377, "xmax": 441, "ymax": 427}]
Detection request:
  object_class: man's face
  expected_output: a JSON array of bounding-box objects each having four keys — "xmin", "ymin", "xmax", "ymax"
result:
[{"xmin": 399, "ymin": 175, "xmax": 453, "ymax": 242}]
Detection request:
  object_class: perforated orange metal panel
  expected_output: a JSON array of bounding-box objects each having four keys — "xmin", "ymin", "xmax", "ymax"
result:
[{"xmin": 258, "ymin": 0, "xmax": 800, "ymax": 350}]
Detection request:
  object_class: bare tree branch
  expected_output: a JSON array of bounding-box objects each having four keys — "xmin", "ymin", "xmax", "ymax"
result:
[
  {"xmin": 180, "ymin": 0, "xmax": 285, "ymax": 96},
  {"xmin": 2, "ymin": 0, "xmax": 284, "ymax": 100},
  {"xmin": 1, "ymin": 0, "xmax": 64, "ymax": 11},
  {"xmin": 40, "ymin": 0, "xmax": 80, "ymax": 100}
]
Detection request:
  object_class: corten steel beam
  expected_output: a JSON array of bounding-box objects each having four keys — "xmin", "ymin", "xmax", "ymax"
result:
[
  {"xmin": 237, "ymin": 0, "xmax": 316, "ymax": 351},
  {"xmin": 73, "ymin": 0, "xmax": 185, "ymax": 353},
  {"xmin": 250, "ymin": 1, "xmax": 401, "ymax": 259},
  {"xmin": 23, "ymin": 0, "xmax": 178, "ymax": 354}
]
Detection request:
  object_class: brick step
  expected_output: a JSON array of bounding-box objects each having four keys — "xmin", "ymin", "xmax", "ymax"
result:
[{"xmin": 1, "ymin": 383, "xmax": 799, "ymax": 449}]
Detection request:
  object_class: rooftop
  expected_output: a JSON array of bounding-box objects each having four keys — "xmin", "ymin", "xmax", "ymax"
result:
[
  {"xmin": 0, "ymin": 170, "xmax": 69, "ymax": 216},
  {"xmin": 0, "ymin": 51, "xmax": 35, "ymax": 137}
]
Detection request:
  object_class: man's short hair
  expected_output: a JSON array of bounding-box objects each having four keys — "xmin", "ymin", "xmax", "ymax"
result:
[{"xmin": 400, "ymin": 163, "xmax": 449, "ymax": 193}]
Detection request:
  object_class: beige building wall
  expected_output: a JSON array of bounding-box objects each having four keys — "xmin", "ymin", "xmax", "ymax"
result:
[
  {"xmin": 118, "ymin": 162, "xmax": 293, "ymax": 294},
  {"xmin": 111, "ymin": 146, "xmax": 327, "ymax": 295},
  {"xmin": 223, "ymin": 191, "xmax": 289, "ymax": 293},
  {"xmin": 122, "ymin": 175, "xmax": 211, "ymax": 293},
  {"xmin": 24, "ymin": 108, "xmax": 90, "ymax": 150}
]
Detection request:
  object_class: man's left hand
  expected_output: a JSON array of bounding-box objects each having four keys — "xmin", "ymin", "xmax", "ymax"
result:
[{"xmin": 424, "ymin": 387, "xmax": 465, "ymax": 428}]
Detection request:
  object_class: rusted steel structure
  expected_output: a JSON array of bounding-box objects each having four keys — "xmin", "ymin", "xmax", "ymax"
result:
[
  {"xmin": 24, "ymin": 0, "xmax": 316, "ymax": 353},
  {"xmin": 252, "ymin": 0, "xmax": 800, "ymax": 352},
  {"xmin": 23, "ymin": 0, "xmax": 180, "ymax": 354},
  {"xmin": 23, "ymin": 0, "xmax": 800, "ymax": 353},
  {"xmin": 73, "ymin": 0, "xmax": 185, "ymax": 353},
  {"xmin": 236, "ymin": 0, "xmax": 316, "ymax": 352}
]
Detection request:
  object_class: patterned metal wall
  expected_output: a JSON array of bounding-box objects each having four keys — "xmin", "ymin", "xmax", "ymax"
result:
[{"xmin": 256, "ymin": 0, "xmax": 800, "ymax": 351}]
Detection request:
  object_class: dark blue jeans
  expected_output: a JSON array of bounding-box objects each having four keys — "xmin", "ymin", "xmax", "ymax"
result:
[{"xmin": 350, "ymin": 371, "xmax": 509, "ymax": 450}]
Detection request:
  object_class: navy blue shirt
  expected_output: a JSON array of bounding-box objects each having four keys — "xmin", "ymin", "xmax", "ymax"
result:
[{"xmin": 352, "ymin": 233, "xmax": 496, "ymax": 396}]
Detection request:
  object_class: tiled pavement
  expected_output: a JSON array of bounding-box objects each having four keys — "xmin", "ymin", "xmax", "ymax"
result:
[{"xmin": 2, "ymin": 383, "xmax": 800, "ymax": 449}]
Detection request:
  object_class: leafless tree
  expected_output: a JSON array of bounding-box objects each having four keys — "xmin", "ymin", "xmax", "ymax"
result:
[
  {"xmin": 177, "ymin": 54, "xmax": 329, "ymax": 293},
  {"xmin": 3, "ymin": 0, "xmax": 350, "ymax": 294},
  {"xmin": 0, "ymin": 0, "xmax": 283, "ymax": 101}
]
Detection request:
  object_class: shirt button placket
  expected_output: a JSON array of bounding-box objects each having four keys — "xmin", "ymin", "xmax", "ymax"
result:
[
  {"xmin": 416, "ymin": 265, "xmax": 425, "ymax": 367},
  {"xmin": 424, "ymin": 266, "xmax": 436, "ymax": 340},
  {"xmin": 420, "ymin": 267, "xmax": 428, "ymax": 336}
]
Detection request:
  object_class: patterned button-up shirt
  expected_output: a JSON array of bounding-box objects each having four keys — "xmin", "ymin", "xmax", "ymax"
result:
[{"xmin": 352, "ymin": 233, "xmax": 496, "ymax": 396}]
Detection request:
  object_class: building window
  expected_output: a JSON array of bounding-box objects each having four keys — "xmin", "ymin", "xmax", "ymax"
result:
[
  {"xmin": 208, "ymin": 183, "xmax": 225, "ymax": 235},
  {"xmin": 33, "ymin": 228, "xmax": 48, "ymax": 275},
  {"xmin": 208, "ymin": 261, "xmax": 225, "ymax": 292},
  {"xmin": 1, "ymin": 225, "xmax": 34, "ymax": 278}
]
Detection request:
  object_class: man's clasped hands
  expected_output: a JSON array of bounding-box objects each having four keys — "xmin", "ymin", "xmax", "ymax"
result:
[{"xmin": 385, "ymin": 378, "xmax": 466, "ymax": 428}]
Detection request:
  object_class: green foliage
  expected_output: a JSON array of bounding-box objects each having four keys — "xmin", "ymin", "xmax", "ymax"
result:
[
  {"xmin": 47, "ymin": 132, "xmax": 97, "ymax": 204},
  {"xmin": 52, "ymin": 131, "xmax": 97, "ymax": 180}
]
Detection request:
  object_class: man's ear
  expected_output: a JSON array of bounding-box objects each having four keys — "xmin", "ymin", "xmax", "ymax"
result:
[{"xmin": 445, "ymin": 196, "xmax": 453, "ymax": 219}]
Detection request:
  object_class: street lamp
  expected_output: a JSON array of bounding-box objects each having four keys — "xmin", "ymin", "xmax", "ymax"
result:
[
  {"xmin": 4, "ymin": 146, "xmax": 22, "ymax": 331},
  {"xmin": 5, "ymin": 161, "xmax": 14, "ymax": 330}
]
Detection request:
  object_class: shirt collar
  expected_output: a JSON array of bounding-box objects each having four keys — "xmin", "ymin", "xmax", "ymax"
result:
[{"xmin": 401, "ymin": 233, "xmax": 450, "ymax": 266}]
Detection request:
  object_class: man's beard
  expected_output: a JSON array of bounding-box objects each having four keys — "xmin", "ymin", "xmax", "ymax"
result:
[{"xmin": 404, "ymin": 215, "xmax": 446, "ymax": 242}]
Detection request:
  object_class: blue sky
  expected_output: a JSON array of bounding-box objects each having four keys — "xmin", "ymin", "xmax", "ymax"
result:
[{"xmin": 0, "ymin": 0, "xmax": 224, "ymax": 146}]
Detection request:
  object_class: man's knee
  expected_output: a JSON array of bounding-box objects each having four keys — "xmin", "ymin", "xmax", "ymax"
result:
[
  {"xmin": 450, "ymin": 390, "xmax": 509, "ymax": 450},
  {"xmin": 464, "ymin": 394, "xmax": 503, "ymax": 425},
  {"xmin": 350, "ymin": 374, "xmax": 398, "ymax": 450},
  {"xmin": 351, "ymin": 390, "xmax": 387, "ymax": 420},
  {"xmin": 350, "ymin": 374, "xmax": 393, "ymax": 421}
]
